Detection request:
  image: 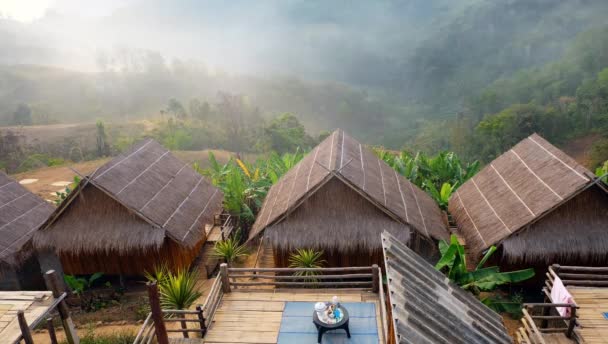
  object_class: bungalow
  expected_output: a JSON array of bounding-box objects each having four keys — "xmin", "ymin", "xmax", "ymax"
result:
[
  {"xmin": 34, "ymin": 139, "xmax": 223, "ymax": 276},
  {"xmin": 448, "ymin": 133, "xmax": 608, "ymax": 270},
  {"xmin": 248, "ymin": 129, "xmax": 449, "ymax": 268},
  {"xmin": 0, "ymin": 171, "xmax": 54, "ymax": 290}
]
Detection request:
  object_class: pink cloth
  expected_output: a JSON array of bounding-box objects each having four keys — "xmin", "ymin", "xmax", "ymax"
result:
[{"xmin": 551, "ymin": 276, "xmax": 574, "ymax": 317}]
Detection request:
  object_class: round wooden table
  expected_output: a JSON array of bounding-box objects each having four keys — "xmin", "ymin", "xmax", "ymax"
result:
[{"xmin": 312, "ymin": 305, "xmax": 351, "ymax": 343}]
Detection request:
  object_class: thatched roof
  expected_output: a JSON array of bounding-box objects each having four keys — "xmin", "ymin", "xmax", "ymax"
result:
[
  {"xmin": 265, "ymin": 178, "xmax": 411, "ymax": 252},
  {"xmin": 0, "ymin": 171, "xmax": 54, "ymax": 266},
  {"xmin": 381, "ymin": 231, "xmax": 511, "ymax": 344},
  {"xmin": 448, "ymin": 133, "xmax": 604, "ymax": 257},
  {"xmin": 250, "ymin": 129, "xmax": 448, "ymax": 242},
  {"xmin": 35, "ymin": 139, "xmax": 222, "ymax": 254}
]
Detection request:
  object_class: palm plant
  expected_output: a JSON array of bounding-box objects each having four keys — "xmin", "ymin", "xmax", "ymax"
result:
[
  {"xmin": 144, "ymin": 263, "xmax": 169, "ymax": 285},
  {"xmin": 435, "ymin": 235, "xmax": 535, "ymax": 317},
  {"xmin": 288, "ymin": 249, "xmax": 325, "ymax": 278},
  {"xmin": 157, "ymin": 269, "xmax": 202, "ymax": 310},
  {"xmin": 213, "ymin": 238, "xmax": 249, "ymax": 265}
]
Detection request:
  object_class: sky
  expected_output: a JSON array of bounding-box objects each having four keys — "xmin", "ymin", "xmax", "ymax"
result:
[{"xmin": 0, "ymin": 0, "xmax": 131, "ymax": 22}]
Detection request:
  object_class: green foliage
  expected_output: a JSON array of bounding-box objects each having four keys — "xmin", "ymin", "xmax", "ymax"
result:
[
  {"xmin": 54, "ymin": 175, "xmax": 81, "ymax": 206},
  {"xmin": 260, "ymin": 113, "xmax": 314, "ymax": 154},
  {"xmin": 288, "ymin": 249, "xmax": 325, "ymax": 277},
  {"xmin": 377, "ymin": 149, "xmax": 479, "ymax": 209},
  {"xmin": 212, "ymin": 238, "xmax": 249, "ymax": 264},
  {"xmin": 64, "ymin": 272, "xmax": 104, "ymax": 295},
  {"xmin": 60, "ymin": 327, "xmax": 135, "ymax": 344},
  {"xmin": 95, "ymin": 120, "xmax": 110, "ymax": 157},
  {"xmin": 596, "ymin": 160, "xmax": 608, "ymax": 183},
  {"xmin": 435, "ymin": 235, "xmax": 534, "ymax": 317},
  {"xmin": 157, "ymin": 269, "xmax": 202, "ymax": 310},
  {"xmin": 144, "ymin": 263, "xmax": 170, "ymax": 285},
  {"xmin": 201, "ymin": 150, "xmax": 303, "ymax": 227}
]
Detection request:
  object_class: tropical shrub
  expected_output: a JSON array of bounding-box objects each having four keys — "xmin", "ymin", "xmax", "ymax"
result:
[
  {"xmin": 200, "ymin": 150, "xmax": 304, "ymax": 228},
  {"xmin": 596, "ymin": 160, "xmax": 608, "ymax": 183},
  {"xmin": 376, "ymin": 149, "xmax": 480, "ymax": 209},
  {"xmin": 213, "ymin": 238, "xmax": 249, "ymax": 265},
  {"xmin": 288, "ymin": 249, "xmax": 326, "ymax": 278},
  {"xmin": 64, "ymin": 272, "xmax": 104, "ymax": 295},
  {"xmin": 157, "ymin": 269, "xmax": 202, "ymax": 310},
  {"xmin": 435, "ymin": 235, "xmax": 535, "ymax": 317}
]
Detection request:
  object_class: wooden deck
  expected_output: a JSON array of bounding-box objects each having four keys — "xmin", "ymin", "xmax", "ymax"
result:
[
  {"xmin": 570, "ymin": 288, "xmax": 608, "ymax": 343},
  {"xmin": 203, "ymin": 289, "xmax": 383, "ymax": 344},
  {"xmin": 0, "ymin": 291, "xmax": 54, "ymax": 343}
]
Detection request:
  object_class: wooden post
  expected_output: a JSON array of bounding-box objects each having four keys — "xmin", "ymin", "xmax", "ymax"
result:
[
  {"xmin": 18, "ymin": 310, "xmax": 34, "ymax": 344},
  {"xmin": 43, "ymin": 270, "xmax": 79, "ymax": 344},
  {"xmin": 220, "ymin": 263, "xmax": 231, "ymax": 293},
  {"xmin": 372, "ymin": 265, "xmax": 380, "ymax": 293},
  {"xmin": 147, "ymin": 282, "xmax": 169, "ymax": 344},
  {"xmin": 47, "ymin": 317, "xmax": 59, "ymax": 344},
  {"xmin": 196, "ymin": 305, "xmax": 207, "ymax": 337},
  {"xmin": 566, "ymin": 306, "xmax": 577, "ymax": 338}
]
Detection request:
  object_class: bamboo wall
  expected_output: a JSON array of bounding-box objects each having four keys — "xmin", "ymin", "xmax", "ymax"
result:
[{"xmin": 59, "ymin": 238, "xmax": 205, "ymax": 275}]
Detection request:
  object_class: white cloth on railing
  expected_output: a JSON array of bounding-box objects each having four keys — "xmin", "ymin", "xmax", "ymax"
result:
[{"xmin": 551, "ymin": 276, "xmax": 574, "ymax": 317}]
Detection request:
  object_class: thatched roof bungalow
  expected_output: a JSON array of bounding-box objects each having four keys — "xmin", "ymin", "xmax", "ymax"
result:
[
  {"xmin": 249, "ymin": 129, "xmax": 449, "ymax": 267},
  {"xmin": 34, "ymin": 139, "xmax": 223, "ymax": 276},
  {"xmin": 0, "ymin": 171, "xmax": 54, "ymax": 290},
  {"xmin": 448, "ymin": 133, "xmax": 608, "ymax": 269},
  {"xmin": 381, "ymin": 230, "xmax": 511, "ymax": 344}
]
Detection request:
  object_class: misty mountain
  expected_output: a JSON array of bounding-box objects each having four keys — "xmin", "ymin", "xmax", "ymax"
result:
[{"xmin": 2, "ymin": 0, "xmax": 608, "ymax": 146}]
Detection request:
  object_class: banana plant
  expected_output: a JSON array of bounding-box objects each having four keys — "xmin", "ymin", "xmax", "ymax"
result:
[{"xmin": 435, "ymin": 235, "xmax": 534, "ymax": 317}]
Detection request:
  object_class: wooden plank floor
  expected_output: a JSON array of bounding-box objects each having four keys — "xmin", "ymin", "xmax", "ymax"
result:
[
  {"xmin": 570, "ymin": 287, "xmax": 608, "ymax": 344},
  {"xmin": 204, "ymin": 289, "xmax": 382, "ymax": 344},
  {"xmin": 0, "ymin": 291, "xmax": 53, "ymax": 343}
]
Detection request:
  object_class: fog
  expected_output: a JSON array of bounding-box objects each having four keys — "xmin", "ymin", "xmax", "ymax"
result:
[{"xmin": 1, "ymin": 0, "xmax": 607, "ymax": 150}]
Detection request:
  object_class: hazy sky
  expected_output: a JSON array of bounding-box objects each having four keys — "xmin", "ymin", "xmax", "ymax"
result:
[{"xmin": 1, "ymin": 0, "xmax": 131, "ymax": 22}]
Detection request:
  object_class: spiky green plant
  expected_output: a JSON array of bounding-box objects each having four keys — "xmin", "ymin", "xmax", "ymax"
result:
[
  {"xmin": 288, "ymin": 249, "xmax": 325, "ymax": 277},
  {"xmin": 158, "ymin": 269, "xmax": 202, "ymax": 310},
  {"xmin": 144, "ymin": 263, "xmax": 170, "ymax": 285},
  {"xmin": 212, "ymin": 238, "xmax": 249, "ymax": 265}
]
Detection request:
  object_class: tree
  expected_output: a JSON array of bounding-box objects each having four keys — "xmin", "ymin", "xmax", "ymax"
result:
[
  {"xmin": 262, "ymin": 113, "xmax": 312, "ymax": 154},
  {"xmin": 12, "ymin": 104, "xmax": 32, "ymax": 126},
  {"xmin": 165, "ymin": 98, "xmax": 187, "ymax": 119},
  {"xmin": 96, "ymin": 120, "xmax": 110, "ymax": 157}
]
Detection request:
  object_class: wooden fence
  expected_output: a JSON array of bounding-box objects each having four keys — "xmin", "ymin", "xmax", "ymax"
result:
[
  {"xmin": 223, "ymin": 264, "xmax": 380, "ymax": 291},
  {"xmin": 134, "ymin": 277, "xmax": 224, "ymax": 344}
]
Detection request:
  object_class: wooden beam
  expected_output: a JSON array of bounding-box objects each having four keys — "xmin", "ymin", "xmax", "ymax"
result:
[
  {"xmin": 44, "ymin": 270, "xmax": 79, "ymax": 344},
  {"xmin": 17, "ymin": 310, "xmax": 34, "ymax": 344},
  {"xmin": 147, "ymin": 282, "xmax": 169, "ymax": 344}
]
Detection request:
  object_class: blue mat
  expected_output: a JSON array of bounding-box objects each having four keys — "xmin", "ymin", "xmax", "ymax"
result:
[{"xmin": 278, "ymin": 302, "xmax": 379, "ymax": 344}]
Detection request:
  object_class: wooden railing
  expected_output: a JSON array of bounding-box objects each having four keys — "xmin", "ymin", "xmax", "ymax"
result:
[
  {"xmin": 134, "ymin": 277, "xmax": 225, "ymax": 344},
  {"xmin": 16, "ymin": 270, "xmax": 79, "ymax": 344},
  {"xmin": 222, "ymin": 264, "xmax": 380, "ymax": 291},
  {"xmin": 515, "ymin": 264, "xmax": 606, "ymax": 343},
  {"xmin": 376, "ymin": 267, "xmax": 389, "ymax": 343},
  {"xmin": 516, "ymin": 303, "xmax": 579, "ymax": 344},
  {"xmin": 550, "ymin": 264, "xmax": 608, "ymax": 287}
]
